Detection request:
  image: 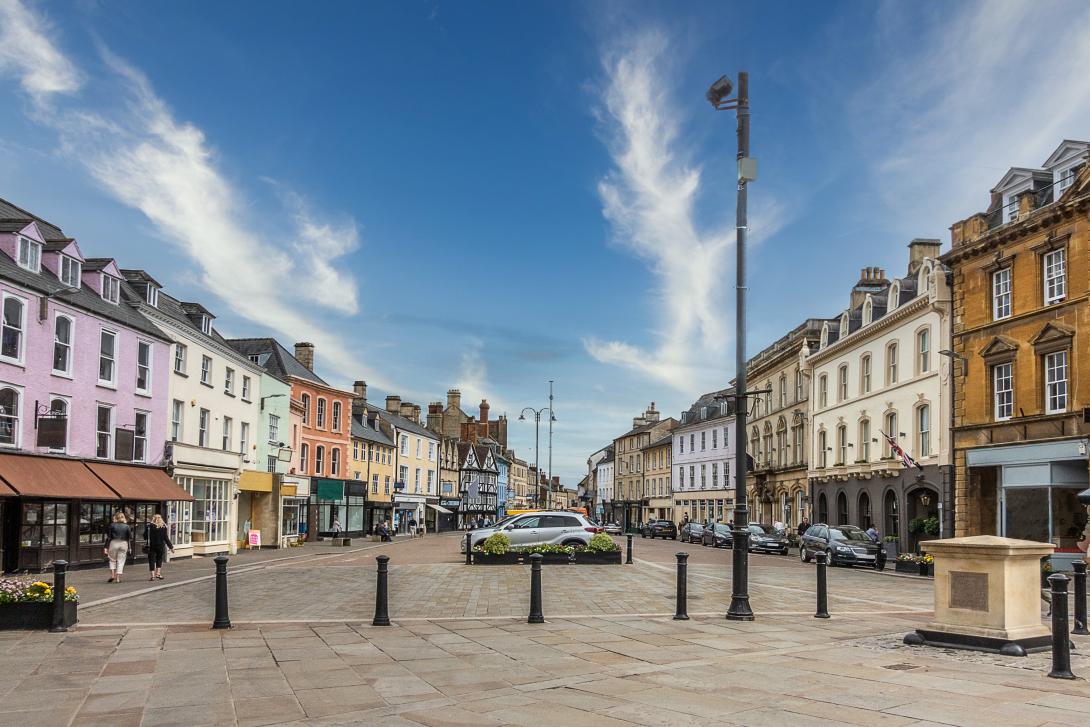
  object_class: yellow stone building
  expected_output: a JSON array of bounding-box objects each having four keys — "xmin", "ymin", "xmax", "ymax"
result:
[
  {"xmin": 640, "ymin": 434, "xmax": 674, "ymax": 521},
  {"xmin": 350, "ymin": 410, "xmax": 396, "ymax": 533}
]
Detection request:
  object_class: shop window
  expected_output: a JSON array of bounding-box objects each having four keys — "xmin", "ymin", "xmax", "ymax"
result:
[
  {"xmin": 21, "ymin": 502, "xmax": 68, "ymax": 547},
  {"xmin": 180, "ymin": 476, "xmax": 229, "ymax": 543},
  {"xmin": 79, "ymin": 502, "xmax": 112, "ymax": 545}
]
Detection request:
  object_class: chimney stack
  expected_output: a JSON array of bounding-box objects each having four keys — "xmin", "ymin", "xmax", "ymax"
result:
[
  {"xmin": 352, "ymin": 380, "xmax": 368, "ymax": 417},
  {"xmin": 385, "ymin": 395, "xmax": 401, "ymax": 414},
  {"xmin": 447, "ymin": 388, "xmax": 462, "ymax": 411},
  {"xmin": 480, "ymin": 399, "xmax": 490, "ymax": 424},
  {"xmin": 426, "ymin": 402, "xmax": 443, "ymax": 433},
  {"xmin": 907, "ymin": 238, "xmax": 942, "ymax": 274},
  {"xmin": 399, "ymin": 402, "xmax": 415, "ymax": 420},
  {"xmin": 412, "ymin": 404, "xmax": 421, "ymax": 424},
  {"xmin": 294, "ymin": 342, "xmax": 315, "ymax": 371}
]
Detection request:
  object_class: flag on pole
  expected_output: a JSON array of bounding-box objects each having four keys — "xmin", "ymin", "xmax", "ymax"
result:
[{"xmin": 880, "ymin": 430, "xmax": 922, "ymax": 470}]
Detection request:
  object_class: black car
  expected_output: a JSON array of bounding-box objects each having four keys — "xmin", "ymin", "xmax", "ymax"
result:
[
  {"xmin": 680, "ymin": 522, "xmax": 704, "ymax": 544},
  {"xmin": 640, "ymin": 519, "xmax": 678, "ymax": 539},
  {"xmin": 799, "ymin": 523, "xmax": 881, "ymax": 567},
  {"xmin": 746, "ymin": 523, "xmax": 789, "ymax": 554},
  {"xmin": 701, "ymin": 523, "xmax": 733, "ymax": 548}
]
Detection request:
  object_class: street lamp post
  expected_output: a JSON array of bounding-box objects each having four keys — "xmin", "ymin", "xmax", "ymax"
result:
[
  {"xmin": 709, "ymin": 71, "xmax": 756, "ymax": 621},
  {"xmin": 519, "ymin": 402, "xmax": 555, "ymax": 509},
  {"xmin": 938, "ymin": 349, "xmax": 967, "ymax": 539}
]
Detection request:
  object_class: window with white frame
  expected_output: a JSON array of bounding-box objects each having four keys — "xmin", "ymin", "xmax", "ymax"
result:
[
  {"xmin": 17, "ymin": 237, "xmax": 41, "ymax": 272},
  {"xmin": 315, "ymin": 445, "xmax": 325, "ymax": 474},
  {"xmin": 268, "ymin": 414, "xmax": 280, "ymax": 442},
  {"xmin": 818, "ymin": 374, "xmax": 827, "ymax": 408},
  {"xmin": 795, "ymin": 369, "xmax": 804, "ymax": 402},
  {"xmin": 145, "ymin": 285, "xmax": 158, "ymax": 307},
  {"xmin": 887, "ymin": 342, "xmax": 898, "ymax": 384},
  {"xmin": 992, "ymin": 268, "xmax": 1012, "ymax": 319},
  {"xmin": 200, "ymin": 355, "xmax": 212, "ymax": 385},
  {"xmin": 860, "ymin": 354, "xmax": 872, "ymax": 394},
  {"xmin": 678, "ymin": 467, "xmax": 685, "ymax": 487},
  {"xmin": 136, "ymin": 341, "xmax": 152, "ymax": 394},
  {"xmin": 331, "ymin": 447, "xmax": 340, "ymax": 476},
  {"xmin": 1005, "ymin": 195, "xmax": 1020, "ymax": 223},
  {"xmin": 859, "ymin": 419, "xmax": 870, "ymax": 461},
  {"xmin": 1056, "ymin": 167, "xmax": 1076, "ymax": 199},
  {"xmin": 836, "ymin": 425, "xmax": 847, "ymax": 465},
  {"xmin": 817, "ymin": 430, "xmax": 827, "ymax": 468},
  {"xmin": 134, "ymin": 411, "xmax": 148, "ymax": 463},
  {"xmin": 332, "ymin": 401, "xmax": 341, "ymax": 431},
  {"xmin": 712, "ymin": 428, "xmax": 717, "ymax": 449},
  {"xmin": 60, "ymin": 255, "xmax": 81, "ymax": 287},
  {"xmin": 198, "ymin": 408, "xmax": 209, "ymax": 448},
  {"xmin": 1045, "ymin": 351, "xmax": 1068, "ymax": 414},
  {"xmin": 316, "ymin": 398, "xmax": 326, "ymax": 428},
  {"xmin": 917, "ymin": 404, "xmax": 931, "ymax": 457},
  {"xmin": 174, "ymin": 344, "xmax": 187, "ymax": 374},
  {"xmin": 47, "ymin": 397, "xmax": 68, "ymax": 452},
  {"xmin": 779, "ymin": 375, "xmax": 787, "ymax": 408},
  {"xmin": 917, "ymin": 328, "xmax": 930, "ymax": 373},
  {"xmin": 301, "ymin": 393, "xmax": 310, "ymax": 425},
  {"xmin": 428, "ymin": 441, "xmax": 435, "ymax": 460},
  {"xmin": 181, "ymin": 476, "xmax": 229, "ymax": 543},
  {"xmin": 240, "ymin": 421, "xmax": 249, "ymax": 457},
  {"xmin": 711, "ymin": 463, "xmax": 718, "ymax": 487},
  {"xmin": 700, "ymin": 431, "xmax": 706, "ymax": 451},
  {"xmin": 0, "ymin": 386, "xmax": 21, "ymax": 446},
  {"xmin": 171, "ymin": 399, "xmax": 184, "ymax": 442},
  {"xmin": 221, "ymin": 416, "xmax": 232, "ymax": 451},
  {"xmin": 224, "ymin": 367, "xmax": 235, "ymax": 394},
  {"xmin": 400, "ymin": 434, "xmax": 408, "ymax": 455},
  {"xmin": 101, "ymin": 274, "xmax": 120, "ymax": 304},
  {"xmin": 199, "ymin": 315, "xmax": 212, "ymax": 335},
  {"xmin": 96, "ymin": 404, "xmax": 113, "ymax": 458},
  {"xmin": 99, "ymin": 330, "xmax": 116, "ymax": 385},
  {"xmin": 416, "ymin": 438, "xmax": 421, "ymax": 458},
  {"xmin": 837, "ymin": 365, "xmax": 848, "ymax": 401},
  {"xmin": 241, "ymin": 375, "xmax": 251, "ymax": 400},
  {"xmin": 1, "ymin": 294, "xmax": 26, "ymax": 362},
  {"xmin": 52, "ymin": 314, "xmax": 73, "ymax": 375},
  {"xmin": 300, "ymin": 443, "xmax": 309, "ymax": 473},
  {"xmin": 700, "ymin": 464, "xmax": 706, "ymax": 488},
  {"xmin": 1043, "ymin": 248, "xmax": 1066, "ymax": 305},
  {"xmin": 884, "ymin": 412, "xmax": 897, "ymax": 457},
  {"xmin": 993, "ymin": 363, "xmax": 1013, "ymax": 420}
]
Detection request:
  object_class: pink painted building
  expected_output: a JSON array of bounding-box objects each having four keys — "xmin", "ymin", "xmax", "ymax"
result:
[{"xmin": 0, "ymin": 197, "xmax": 188, "ymax": 572}]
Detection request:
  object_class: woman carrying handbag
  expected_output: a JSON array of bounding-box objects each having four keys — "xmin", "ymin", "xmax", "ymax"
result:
[
  {"xmin": 144, "ymin": 514, "xmax": 174, "ymax": 581},
  {"xmin": 104, "ymin": 512, "xmax": 132, "ymax": 583}
]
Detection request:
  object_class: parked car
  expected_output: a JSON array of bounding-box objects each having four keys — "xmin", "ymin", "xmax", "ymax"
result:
[
  {"xmin": 680, "ymin": 522, "xmax": 704, "ymax": 544},
  {"xmin": 798, "ymin": 523, "xmax": 881, "ymax": 567},
  {"xmin": 746, "ymin": 523, "xmax": 789, "ymax": 555},
  {"xmin": 603, "ymin": 522, "xmax": 623, "ymax": 535},
  {"xmin": 640, "ymin": 519, "xmax": 678, "ymax": 539},
  {"xmin": 701, "ymin": 523, "xmax": 733, "ymax": 548},
  {"xmin": 461, "ymin": 511, "xmax": 602, "ymax": 552}
]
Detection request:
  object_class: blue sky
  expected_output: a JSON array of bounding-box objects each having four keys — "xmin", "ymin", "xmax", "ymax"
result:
[{"xmin": 1, "ymin": 0, "xmax": 1089, "ymax": 486}]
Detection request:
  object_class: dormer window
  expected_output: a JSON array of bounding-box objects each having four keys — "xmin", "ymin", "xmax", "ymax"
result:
[
  {"xmin": 888, "ymin": 281, "xmax": 900, "ymax": 310},
  {"xmin": 919, "ymin": 264, "xmax": 932, "ymax": 294},
  {"xmin": 861, "ymin": 297, "xmax": 873, "ymax": 326},
  {"xmin": 1004, "ymin": 195, "xmax": 1020, "ymax": 223},
  {"xmin": 101, "ymin": 275, "xmax": 120, "ymax": 304},
  {"xmin": 839, "ymin": 313, "xmax": 849, "ymax": 336},
  {"xmin": 59, "ymin": 256, "xmax": 81, "ymax": 288},
  {"xmin": 146, "ymin": 286, "xmax": 158, "ymax": 307},
  {"xmin": 1056, "ymin": 167, "xmax": 1077, "ymax": 198},
  {"xmin": 200, "ymin": 315, "xmax": 211, "ymax": 335},
  {"xmin": 819, "ymin": 323, "xmax": 829, "ymax": 348},
  {"xmin": 17, "ymin": 237, "xmax": 41, "ymax": 273}
]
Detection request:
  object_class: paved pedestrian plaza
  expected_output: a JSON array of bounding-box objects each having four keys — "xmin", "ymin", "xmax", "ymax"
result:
[{"xmin": 3, "ymin": 533, "xmax": 1089, "ymax": 726}]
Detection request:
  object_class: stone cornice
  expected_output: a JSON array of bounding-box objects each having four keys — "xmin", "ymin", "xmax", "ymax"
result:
[{"xmin": 806, "ymin": 294, "xmax": 931, "ymax": 365}]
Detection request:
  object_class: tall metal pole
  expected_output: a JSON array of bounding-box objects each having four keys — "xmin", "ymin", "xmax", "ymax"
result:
[
  {"xmin": 535, "ymin": 412, "xmax": 542, "ymax": 508},
  {"xmin": 727, "ymin": 71, "xmax": 754, "ymax": 621},
  {"xmin": 547, "ymin": 380, "xmax": 554, "ymax": 508}
]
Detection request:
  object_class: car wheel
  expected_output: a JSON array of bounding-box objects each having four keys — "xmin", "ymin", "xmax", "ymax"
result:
[
  {"xmin": 672, "ymin": 535, "xmax": 677, "ymax": 540},
  {"xmin": 562, "ymin": 540, "xmax": 584, "ymax": 548},
  {"xmin": 800, "ymin": 546, "xmax": 811, "ymax": 563}
]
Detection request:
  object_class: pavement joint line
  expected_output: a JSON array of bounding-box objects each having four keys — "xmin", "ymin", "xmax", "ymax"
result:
[
  {"xmin": 74, "ymin": 609, "xmax": 933, "ymax": 628},
  {"xmin": 78, "ymin": 536, "xmax": 417, "ymax": 609},
  {"xmin": 635, "ymin": 557, "xmax": 931, "ymax": 612}
]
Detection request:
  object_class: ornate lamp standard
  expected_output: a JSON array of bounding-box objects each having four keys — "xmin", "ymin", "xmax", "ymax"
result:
[{"xmin": 519, "ymin": 403, "xmax": 555, "ymax": 508}]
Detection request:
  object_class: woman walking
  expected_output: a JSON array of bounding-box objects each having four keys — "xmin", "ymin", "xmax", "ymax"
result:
[
  {"xmin": 105, "ymin": 512, "xmax": 132, "ymax": 583},
  {"xmin": 145, "ymin": 514, "xmax": 174, "ymax": 581}
]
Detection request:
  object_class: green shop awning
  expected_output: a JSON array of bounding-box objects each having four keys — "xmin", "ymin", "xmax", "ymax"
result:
[{"xmin": 315, "ymin": 478, "xmax": 345, "ymax": 500}]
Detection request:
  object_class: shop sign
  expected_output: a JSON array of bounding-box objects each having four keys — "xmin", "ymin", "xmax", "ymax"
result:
[
  {"xmin": 315, "ymin": 479, "xmax": 345, "ymax": 500},
  {"xmin": 440, "ymin": 498, "xmax": 461, "ymax": 508}
]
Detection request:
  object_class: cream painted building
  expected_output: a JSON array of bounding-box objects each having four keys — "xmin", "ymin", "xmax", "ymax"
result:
[{"xmin": 672, "ymin": 390, "xmax": 737, "ymax": 525}]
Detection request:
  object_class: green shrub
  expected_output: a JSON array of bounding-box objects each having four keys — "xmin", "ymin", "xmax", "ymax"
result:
[
  {"xmin": 583, "ymin": 533, "xmax": 620, "ymax": 553},
  {"xmin": 480, "ymin": 533, "xmax": 510, "ymax": 555},
  {"xmin": 516, "ymin": 544, "xmax": 574, "ymax": 555}
]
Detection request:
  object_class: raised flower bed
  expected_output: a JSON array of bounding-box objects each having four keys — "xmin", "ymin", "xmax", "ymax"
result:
[
  {"xmin": 0, "ymin": 579, "xmax": 78, "ymax": 630},
  {"xmin": 471, "ymin": 532, "xmax": 621, "ymax": 565},
  {"xmin": 894, "ymin": 553, "xmax": 933, "ymax": 577}
]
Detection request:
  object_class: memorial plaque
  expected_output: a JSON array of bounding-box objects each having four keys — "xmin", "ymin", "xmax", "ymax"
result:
[{"xmin": 949, "ymin": 571, "xmax": 989, "ymax": 611}]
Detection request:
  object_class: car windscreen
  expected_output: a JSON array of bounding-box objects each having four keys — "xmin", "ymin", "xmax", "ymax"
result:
[
  {"xmin": 829, "ymin": 527, "xmax": 871, "ymax": 542},
  {"xmin": 747, "ymin": 524, "xmax": 774, "ymax": 534},
  {"xmin": 714, "ymin": 525, "xmax": 731, "ymax": 534}
]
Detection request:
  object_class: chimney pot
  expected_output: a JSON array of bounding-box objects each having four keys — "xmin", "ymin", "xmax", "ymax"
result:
[
  {"xmin": 446, "ymin": 388, "xmax": 462, "ymax": 411},
  {"xmin": 294, "ymin": 342, "xmax": 315, "ymax": 371},
  {"xmin": 480, "ymin": 399, "xmax": 490, "ymax": 423},
  {"xmin": 385, "ymin": 395, "xmax": 401, "ymax": 414}
]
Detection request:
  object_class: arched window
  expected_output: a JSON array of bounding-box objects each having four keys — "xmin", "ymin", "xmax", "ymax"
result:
[
  {"xmin": 315, "ymin": 445, "xmax": 325, "ymax": 474},
  {"xmin": 858, "ymin": 491, "xmax": 872, "ymax": 529},
  {"xmin": 884, "ymin": 411, "xmax": 898, "ymax": 458},
  {"xmin": 818, "ymin": 493, "xmax": 828, "ymax": 523},
  {"xmin": 840, "ymin": 313, "xmax": 849, "ymax": 336},
  {"xmin": 884, "ymin": 490, "xmax": 899, "ymax": 538},
  {"xmin": 331, "ymin": 401, "xmax": 342, "ymax": 432},
  {"xmin": 919, "ymin": 263, "xmax": 932, "ymax": 293},
  {"xmin": 916, "ymin": 327, "xmax": 931, "ymax": 373},
  {"xmin": 750, "ymin": 428, "xmax": 761, "ymax": 467},
  {"xmin": 1, "ymin": 295, "xmax": 26, "ymax": 362},
  {"xmin": 886, "ymin": 342, "xmax": 898, "ymax": 384},
  {"xmin": 836, "ymin": 424, "xmax": 847, "ymax": 465},
  {"xmin": 888, "ymin": 281, "xmax": 900, "ymax": 310},
  {"xmin": 779, "ymin": 374, "xmax": 787, "ymax": 408},
  {"xmin": 300, "ymin": 443, "xmax": 309, "ymax": 473},
  {"xmin": 795, "ymin": 491, "xmax": 804, "ymax": 523},
  {"xmin": 316, "ymin": 398, "xmax": 327, "ymax": 429},
  {"xmin": 53, "ymin": 315, "xmax": 73, "ymax": 375},
  {"xmin": 0, "ymin": 387, "xmax": 20, "ymax": 446},
  {"xmin": 858, "ymin": 418, "xmax": 871, "ymax": 461},
  {"xmin": 818, "ymin": 374, "xmax": 828, "ymax": 408},
  {"xmin": 820, "ymin": 323, "xmax": 829, "ymax": 348},
  {"xmin": 860, "ymin": 354, "xmax": 872, "ymax": 394},
  {"xmin": 862, "ymin": 297, "xmax": 873, "ymax": 325},
  {"xmin": 301, "ymin": 394, "xmax": 311, "ymax": 425},
  {"xmin": 776, "ymin": 417, "xmax": 788, "ymax": 468},
  {"xmin": 817, "ymin": 429, "xmax": 827, "ymax": 468},
  {"xmin": 330, "ymin": 447, "xmax": 340, "ymax": 476},
  {"xmin": 762, "ymin": 424, "xmax": 773, "ymax": 469},
  {"xmin": 836, "ymin": 492, "xmax": 849, "ymax": 525},
  {"xmin": 917, "ymin": 404, "xmax": 931, "ymax": 457},
  {"xmin": 837, "ymin": 364, "xmax": 848, "ymax": 401},
  {"xmin": 48, "ymin": 397, "xmax": 68, "ymax": 452}
]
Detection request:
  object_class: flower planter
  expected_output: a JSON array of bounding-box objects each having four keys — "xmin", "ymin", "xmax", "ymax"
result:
[
  {"xmin": 0, "ymin": 601, "xmax": 77, "ymax": 630},
  {"xmin": 528, "ymin": 552, "xmax": 573, "ymax": 565},
  {"xmin": 882, "ymin": 542, "xmax": 900, "ymax": 559},
  {"xmin": 894, "ymin": 560, "xmax": 921, "ymax": 575},
  {"xmin": 473, "ymin": 552, "xmax": 522, "ymax": 565},
  {"xmin": 574, "ymin": 550, "xmax": 622, "ymax": 564}
]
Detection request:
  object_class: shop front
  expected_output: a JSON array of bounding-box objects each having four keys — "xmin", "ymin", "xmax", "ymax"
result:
[
  {"xmin": 437, "ymin": 497, "xmax": 460, "ymax": 532},
  {"xmin": 169, "ymin": 442, "xmax": 243, "ymax": 557},
  {"xmin": 393, "ymin": 493, "xmax": 426, "ymax": 535},
  {"xmin": 312, "ymin": 478, "xmax": 367, "ymax": 537},
  {"xmin": 278, "ymin": 475, "xmax": 309, "ymax": 547},
  {"xmin": 237, "ymin": 470, "xmax": 274, "ymax": 550},
  {"xmin": 426, "ymin": 499, "xmax": 453, "ymax": 533},
  {"xmin": 967, "ymin": 439, "xmax": 1089, "ymax": 570},
  {"xmin": 0, "ymin": 453, "xmax": 193, "ymax": 572}
]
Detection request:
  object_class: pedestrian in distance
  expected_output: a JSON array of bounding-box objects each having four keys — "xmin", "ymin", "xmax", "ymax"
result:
[
  {"xmin": 408, "ymin": 516, "xmax": 417, "ymax": 538},
  {"xmin": 865, "ymin": 522, "xmax": 879, "ymax": 543},
  {"xmin": 144, "ymin": 514, "xmax": 174, "ymax": 581},
  {"xmin": 332, "ymin": 517, "xmax": 342, "ymax": 537},
  {"xmin": 105, "ymin": 511, "xmax": 132, "ymax": 583},
  {"xmin": 797, "ymin": 519, "xmax": 810, "ymax": 538}
]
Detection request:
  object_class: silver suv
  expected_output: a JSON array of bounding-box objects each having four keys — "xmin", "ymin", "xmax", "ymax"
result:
[{"xmin": 461, "ymin": 511, "xmax": 601, "ymax": 552}]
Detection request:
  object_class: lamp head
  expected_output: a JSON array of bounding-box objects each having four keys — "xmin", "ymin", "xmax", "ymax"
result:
[
  {"xmin": 706, "ymin": 75, "xmax": 733, "ymax": 107},
  {"xmin": 518, "ymin": 414, "xmax": 525, "ymax": 421}
]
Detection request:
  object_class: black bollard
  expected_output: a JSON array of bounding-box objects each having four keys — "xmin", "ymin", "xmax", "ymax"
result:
[
  {"xmin": 528, "ymin": 553, "xmax": 544, "ymax": 624},
  {"xmin": 674, "ymin": 552, "xmax": 689, "ymax": 620},
  {"xmin": 465, "ymin": 532, "xmax": 472, "ymax": 565},
  {"xmin": 212, "ymin": 556, "xmax": 231, "ymax": 630},
  {"xmin": 814, "ymin": 551, "xmax": 830, "ymax": 619},
  {"xmin": 373, "ymin": 555, "xmax": 391, "ymax": 626},
  {"xmin": 1072, "ymin": 562, "xmax": 1088, "ymax": 636},
  {"xmin": 626, "ymin": 534, "xmax": 633, "ymax": 565},
  {"xmin": 49, "ymin": 560, "xmax": 68, "ymax": 633},
  {"xmin": 1048, "ymin": 573, "xmax": 1074, "ymax": 679}
]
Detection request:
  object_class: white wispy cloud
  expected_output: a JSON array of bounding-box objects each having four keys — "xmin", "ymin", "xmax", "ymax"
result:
[
  {"xmin": 0, "ymin": 0, "xmax": 375, "ymax": 386},
  {"xmin": 854, "ymin": 0, "xmax": 1090, "ymax": 237},
  {"xmin": 585, "ymin": 29, "xmax": 786, "ymax": 392},
  {"xmin": 0, "ymin": 0, "xmax": 82, "ymax": 102}
]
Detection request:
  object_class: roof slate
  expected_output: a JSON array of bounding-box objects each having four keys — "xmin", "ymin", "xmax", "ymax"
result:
[
  {"xmin": 351, "ymin": 414, "xmax": 395, "ymax": 447},
  {"xmin": 366, "ymin": 403, "xmax": 436, "ymax": 440},
  {"xmin": 225, "ymin": 338, "xmax": 328, "ymax": 386},
  {"xmin": 0, "ymin": 197, "xmax": 66, "ymax": 241}
]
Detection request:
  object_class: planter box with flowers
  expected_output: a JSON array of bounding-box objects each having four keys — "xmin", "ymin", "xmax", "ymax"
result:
[
  {"xmin": 573, "ymin": 533, "xmax": 623, "ymax": 564},
  {"xmin": 472, "ymin": 532, "xmax": 622, "ymax": 565},
  {"xmin": 0, "ymin": 579, "xmax": 78, "ymax": 630},
  {"xmin": 894, "ymin": 553, "xmax": 933, "ymax": 577}
]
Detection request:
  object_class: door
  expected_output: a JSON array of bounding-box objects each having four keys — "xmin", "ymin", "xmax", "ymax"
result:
[{"xmin": 506, "ymin": 516, "xmax": 542, "ymax": 546}]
